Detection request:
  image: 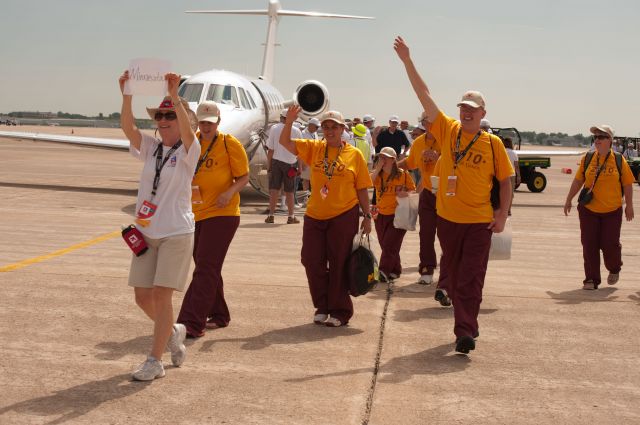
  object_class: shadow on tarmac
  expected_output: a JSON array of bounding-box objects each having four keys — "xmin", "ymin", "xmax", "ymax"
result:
[
  {"xmin": 286, "ymin": 342, "xmax": 470, "ymax": 384},
  {"xmin": 0, "ymin": 374, "xmax": 150, "ymax": 425},
  {"xmin": 94, "ymin": 335, "xmax": 153, "ymax": 360},
  {"xmin": 198, "ymin": 323, "xmax": 364, "ymax": 351},
  {"xmin": 0, "ymin": 182, "xmax": 137, "ymax": 196},
  {"xmin": 546, "ymin": 286, "xmax": 619, "ymax": 304},
  {"xmin": 393, "ymin": 307, "xmax": 498, "ymax": 323}
]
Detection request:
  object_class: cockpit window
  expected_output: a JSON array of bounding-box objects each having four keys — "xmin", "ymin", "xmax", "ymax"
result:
[
  {"xmin": 178, "ymin": 83, "xmax": 203, "ymax": 103},
  {"xmin": 206, "ymin": 85, "xmax": 239, "ymax": 107},
  {"xmin": 238, "ymin": 88, "xmax": 251, "ymax": 109},
  {"xmin": 246, "ymin": 91, "xmax": 257, "ymax": 109}
]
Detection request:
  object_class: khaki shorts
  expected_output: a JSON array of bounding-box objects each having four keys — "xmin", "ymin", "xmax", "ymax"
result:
[{"xmin": 128, "ymin": 232, "xmax": 194, "ymax": 291}]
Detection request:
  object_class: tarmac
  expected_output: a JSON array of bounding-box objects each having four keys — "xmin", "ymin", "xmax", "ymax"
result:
[{"xmin": 0, "ymin": 132, "xmax": 639, "ymax": 425}]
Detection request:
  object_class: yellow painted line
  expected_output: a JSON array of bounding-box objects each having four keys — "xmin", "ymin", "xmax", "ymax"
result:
[{"xmin": 0, "ymin": 230, "xmax": 121, "ymax": 272}]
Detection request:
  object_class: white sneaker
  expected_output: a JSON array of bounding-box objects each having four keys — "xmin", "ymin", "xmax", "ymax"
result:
[
  {"xmin": 167, "ymin": 323, "xmax": 187, "ymax": 367},
  {"xmin": 132, "ymin": 357, "xmax": 165, "ymax": 381},
  {"xmin": 418, "ymin": 274, "xmax": 433, "ymax": 285},
  {"xmin": 313, "ymin": 313, "xmax": 328, "ymax": 324},
  {"xmin": 389, "ymin": 273, "xmax": 399, "ymax": 280},
  {"xmin": 325, "ymin": 317, "xmax": 344, "ymax": 327}
]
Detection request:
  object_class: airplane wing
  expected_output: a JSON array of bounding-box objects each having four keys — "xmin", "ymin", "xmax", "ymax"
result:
[
  {"xmin": 0, "ymin": 130, "xmax": 129, "ymax": 150},
  {"xmin": 516, "ymin": 150, "xmax": 585, "ymax": 157}
]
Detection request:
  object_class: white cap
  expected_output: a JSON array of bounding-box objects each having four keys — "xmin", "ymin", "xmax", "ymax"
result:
[
  {"xmin": 457, "ymin": 90, "xmax": 486, "ymax": 109},
  {"xmin": 196, "ymin": 101, "xmax": 220, "ymax": 123},
  {"xmin": 308, "ymin": 118, "xmax": 321, "ymax": 127},
  {"xmin": 363, "ymin": 114, "xmax": 375, "ymax": 123},
  {"xmin": 320, "ymin": 110, "xmax": 345, "ymax": 126},
  {"xmin": 389, "ymin": 115, "xmax": 400, "ymax": 123},
  {"xmin": 590, "ymin": 124, "xmax": 615, "ymax": 139},
  {"xmin": 280, "ymin": 109, "xmax": 288, "ymax": 118}
]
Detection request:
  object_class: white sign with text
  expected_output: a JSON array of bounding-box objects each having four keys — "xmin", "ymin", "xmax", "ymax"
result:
[{"xmin": 124, "ymin": 58, "xmax": 171, "ymax": 96}]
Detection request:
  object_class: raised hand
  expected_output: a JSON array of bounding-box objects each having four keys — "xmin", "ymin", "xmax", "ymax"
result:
[
  {"xmin": 119, "ymin": 70, "xmax": 130, "ymax": 95},
  {"xmin": 393, "ymin": 36, "xmax": 411, "ymax": 62},
  {"xmin": 165, "ymin": 72, "xmax": 181, "ymax": 98}
]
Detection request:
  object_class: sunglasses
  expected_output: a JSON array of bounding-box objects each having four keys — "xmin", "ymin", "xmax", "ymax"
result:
[
  {"xmin": 593, "ymin": 135, "xmax": 610, "ymax": 140},
  {"xmin": 154, "ymin": 112, "xmax": 177, "ymax": 121}
]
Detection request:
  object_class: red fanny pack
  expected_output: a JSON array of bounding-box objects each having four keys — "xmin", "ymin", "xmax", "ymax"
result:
[{"xmin": 287, "ymin": 166, "xmax": 297, "ymax": 178}]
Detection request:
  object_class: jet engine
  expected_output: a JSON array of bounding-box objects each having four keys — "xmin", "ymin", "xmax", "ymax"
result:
[{"xmin": 293, "ymin": 80, "xmax": 329, "ymax": 119}]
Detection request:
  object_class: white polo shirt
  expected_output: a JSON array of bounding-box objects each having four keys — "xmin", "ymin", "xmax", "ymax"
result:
[
  {"xmin": 267, "ymin": 123, "xmax": 302, "ymax": 164},
  {"xmin": 130, "ymin": 133, "xmax": 200, "ymax": 239}
]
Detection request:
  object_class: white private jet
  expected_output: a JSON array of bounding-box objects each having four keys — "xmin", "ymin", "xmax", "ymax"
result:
[{"xmin": 0, "ymin": 0, "xmax": 373, "ymax": 197}]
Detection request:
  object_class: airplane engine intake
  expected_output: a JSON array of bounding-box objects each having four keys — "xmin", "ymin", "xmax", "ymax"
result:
[{"xmin": 293, "ymin": 80, "xmax": 329, "ymax": 117}]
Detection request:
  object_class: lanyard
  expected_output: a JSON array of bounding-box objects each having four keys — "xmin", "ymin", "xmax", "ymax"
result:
[
  {"xmin": 452, "ymin": 129, "xmax": 482, "ymax": 170},
  {"xmin": 589, "ymin": 151, "xmax": 611, "ymax": 191},
  {"xmin": 323, "ymin": 141, "xmax": 343, "ymax": 181},
  {"xmin": 194, "ymin": 133, "xmax": 218, "ymax": 176},
  {"xmin": 379, "ymin": 172, "xmax": 392, "ymax": 195},
  {"xmin": 152, "ymin": 140, "xmax": 182, "ymax": 198}
]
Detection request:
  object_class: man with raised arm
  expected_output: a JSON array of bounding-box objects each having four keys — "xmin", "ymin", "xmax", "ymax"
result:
[{"xmin": 394, "ymin": 36, "xmax": 514, "ymax": 354}]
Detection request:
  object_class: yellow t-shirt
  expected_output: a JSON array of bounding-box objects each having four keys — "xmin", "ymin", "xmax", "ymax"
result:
[
  {"xmin": 294, "ymin": 139, "xmax": 372, "ymax": 220},
  {"xmin": 405, "ymin": 133, "xmax": 441, "ymax": 191},
  {"xmin": 373, "ymin": 169, "xmax": 417, "ymax": 215},
  {"xmin": 431, "ymin": 111, "xmax": 514, "ymax": 223},
  {"xmin": 575, "ymin": 150, "xmax": 635, "ymax": 213},
  {"xmin": 192, "ymin": 132, "xmax": 249, "ymax": 221}
]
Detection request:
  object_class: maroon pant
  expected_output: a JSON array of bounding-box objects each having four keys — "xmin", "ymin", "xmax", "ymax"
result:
[
  {"xmin": 301, "ymin": 206, "xmax": 359, "ymax": 324},
  {"xmin": 436, "ymin": 217, "xmax": 492, "ymax": 338},
  {"xmin": 418, "ymin": 190, "xmax": 438, "ymax": 273},
  {"xmin": 178, "ymin": 216, "xmax": 239, "ymax": 336},
  {"xmin": 375, "ymin": 213, "xmax": 407, "ymax": 276},
  {"xmin": 578, "ymin": 205, "xmax": 623, "ymax": 285}
]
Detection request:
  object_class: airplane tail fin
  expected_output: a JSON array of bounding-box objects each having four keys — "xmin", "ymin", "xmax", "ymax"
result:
[{"xmin": 186, "ymin": 0, "xmax": 372, "ymax": 83}]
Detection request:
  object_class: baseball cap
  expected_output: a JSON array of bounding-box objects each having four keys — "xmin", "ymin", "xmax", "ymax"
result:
[
  {"xmin": 320, "ymin": 110, "xmax": 345, "ymax": 126},
  {"xmin": 457, "ymin": 90, "xmax": 486, "ymax": 109},
  {"xmin": 389, "ymin": 115, "xmax": 400, "ymax": 123},
  {"xmin": 378, "ymin": 146, "xmax": 398, "ymax": 159},
  {"xmin": 280, "ymin": 109, "xmax": 288, "ymax": 118},
  {"xmin": 589, "ymin": 124, "xmax": 614, "ymax": 138},
  {"xmin": 308, "ymin": 118, "xmax": 320, "ymax": 127},
  {"xmin": 363, "ymin": 114, "xmax": 375, "ymax": 123},
  {"xmin": 196, "ymin": 101, "xmax": 220, "ymax": 123},
  {"xmin": 480, "ymin": 118, "xmax": 491, "ymax": 129}
]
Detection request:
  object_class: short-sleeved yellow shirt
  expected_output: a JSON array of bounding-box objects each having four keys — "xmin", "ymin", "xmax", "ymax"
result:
[
  {"xmin": 192, "ymin": 132, "xmax": 249, "ymax": 220},
  {"xmin": 373, "ymin": 169, "xmax": 417, "ymax": 215},
  {"xmin": 294, "ymin": 139, "xmax": 372, "ymax": 220},
  {"xmin": 405, "ymin": 133, "xmax": 441, "ymax": 191},
  {"xmin": 431, "ymin": 111, "xmax": 514, "ymax": 223},
  {"xmin": 576, "ymin": 149, "xmax": 635, "ymax": 213}
]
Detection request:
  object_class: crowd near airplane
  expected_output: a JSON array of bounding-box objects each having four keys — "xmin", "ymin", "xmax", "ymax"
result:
[
  {"xmin": 0, "ymin": 0, "xmax": 373, "ymax": 197},
  {"xmin": 0, "ymin": 0, "xmax": 583, "ymax": 196}
]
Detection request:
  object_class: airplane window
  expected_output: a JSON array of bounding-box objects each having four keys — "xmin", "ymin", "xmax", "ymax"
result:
[
  {"xmin": 238, "ymin": 88, "xmax": 251, "ymax": 109},
  {"xmin": 246, "ymin": 92, "xmax": 257, "ymax": 109},
  {"xmin": 178, "ymin": 84, "xmax": 203, "ymax": 103},
  {"xmin": 206, "ymin": 85, "xmax": 240, "ymax": 108}
]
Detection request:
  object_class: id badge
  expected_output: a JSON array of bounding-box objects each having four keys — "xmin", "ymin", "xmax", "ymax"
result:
[
  {"xmin": 135, "ymin": 200, "xmax": 157, "ymax": 227},
  {"xmin": 191, "ymin": 185, "xmax": 203, "ymax": 205},
  {"xmin": 320, "ymin": 184, "xmax": 329, "ymax": 200},
  {"xmin": 446, "ymin": 175, "xmax": 457, "ymax": 197}
]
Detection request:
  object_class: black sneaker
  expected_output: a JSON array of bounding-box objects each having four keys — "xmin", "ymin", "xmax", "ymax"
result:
[
  {"xmin": 434, "ymin": 288, "xmax": 451, "ymax": 306},
  {"xmin": 455, "ymin": 335, "xmax": 476, "ymax": 354}
]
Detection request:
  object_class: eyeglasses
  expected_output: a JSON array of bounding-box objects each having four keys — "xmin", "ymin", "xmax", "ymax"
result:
[
  {"xmin": 593, "ymin": 135, "xmax": 610, "ymax": 140},
  {"xmin": 154, "ymin": 112, "xmax": 177, "ymax": 121}
]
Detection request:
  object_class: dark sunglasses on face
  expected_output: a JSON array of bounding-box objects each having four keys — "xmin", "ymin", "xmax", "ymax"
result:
[
  {"xmin": 154, "ymin": 111, "xmax": 177, "ymax": 121},
  {"xmin": 593, "ymin": 135, "xmax": 610, "ymax": 140}
]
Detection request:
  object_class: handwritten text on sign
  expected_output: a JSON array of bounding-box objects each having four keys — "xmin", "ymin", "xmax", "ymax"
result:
[{"xmin": 124, "ymin": 58, "xmax": 171, "ymax": 96}]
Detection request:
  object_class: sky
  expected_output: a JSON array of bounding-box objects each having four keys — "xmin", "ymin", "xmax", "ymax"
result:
[{"xmin": 1, "ymin": 0, "xmax": 639, "ymax": 136}]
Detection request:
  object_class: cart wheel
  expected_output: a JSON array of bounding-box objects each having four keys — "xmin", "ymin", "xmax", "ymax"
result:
[{"xmin": 526, "ymin": 171, "xmax": 547, "ymax": 193}]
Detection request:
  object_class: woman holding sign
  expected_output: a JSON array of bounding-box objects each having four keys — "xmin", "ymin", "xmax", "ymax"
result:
[
  {"xmin": 177, "ymin": 101, "xmax": 249, "ymax": 338},
  {"xmin": 563, "ymin": 124, "xmax": 634, "ymax": 290},
  {"xmin": 119, "ymin": 70, "xmax": 200, "ymax": 381}
]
